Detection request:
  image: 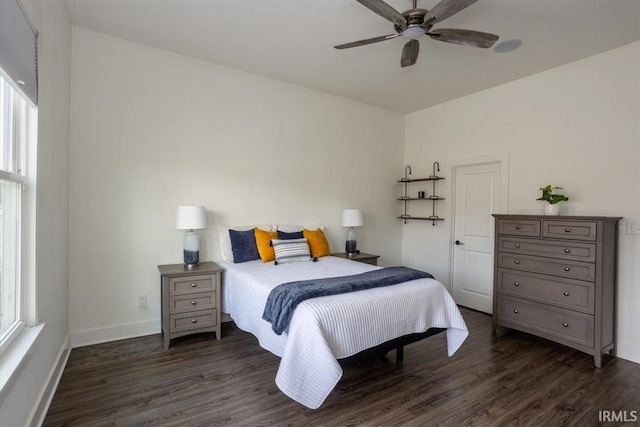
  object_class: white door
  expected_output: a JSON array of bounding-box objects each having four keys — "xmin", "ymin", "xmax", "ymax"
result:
[{"xmin": 452, "ymin": 161, "xmax": 504, "ymax": 314}]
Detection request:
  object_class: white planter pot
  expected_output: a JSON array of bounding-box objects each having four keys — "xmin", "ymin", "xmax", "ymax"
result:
[{"xmin": 543, "ymin": 203, "xmax": 561, "ymax": 216}]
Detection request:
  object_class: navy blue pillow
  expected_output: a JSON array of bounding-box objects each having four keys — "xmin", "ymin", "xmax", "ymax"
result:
[
  {"xmin": 277, "ymin": 230, "xmax": 304, "ymax": 240},
  {"xmin": 229, "ymin": 228, "xmax": 260, "ymax": 263}
]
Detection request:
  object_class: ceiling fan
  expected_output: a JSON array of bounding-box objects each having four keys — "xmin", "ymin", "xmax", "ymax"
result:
[{"xmin": 334, "ymin": 0, "xmax": 499, "ymax": 67}]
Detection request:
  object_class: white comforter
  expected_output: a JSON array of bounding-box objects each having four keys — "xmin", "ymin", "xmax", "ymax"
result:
[{"xmin": 221, "ymin": 256, "xmax": 468, "ymax": 409}]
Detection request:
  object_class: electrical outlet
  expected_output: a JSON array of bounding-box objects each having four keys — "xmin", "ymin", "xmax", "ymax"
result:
[
  {"xmin": 626, "ymin": 223, "xmax": 640, "ymax": 235},
  {"xmin": 137, "ymin": 294, "xmax": 147, "ymax": 307}
]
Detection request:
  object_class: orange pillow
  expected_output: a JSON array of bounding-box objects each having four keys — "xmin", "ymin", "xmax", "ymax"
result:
[
  {"xmin": 255, "ymin": 229, "xmax": 278, "ymax": 262},
  {"xmin": 303, "ymin": 228, "xmax": 330, "ymax": 258}
]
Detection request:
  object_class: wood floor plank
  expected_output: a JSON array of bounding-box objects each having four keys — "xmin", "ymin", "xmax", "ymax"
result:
[{"xmin": 43, "ymin": 308, "xmax": 640, "ymax": 426}]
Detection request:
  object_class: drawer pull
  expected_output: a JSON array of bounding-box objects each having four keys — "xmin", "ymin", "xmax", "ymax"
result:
[
  {"xmin": 514, "ymin": 282, "xmax": 520, "ymax": 286},
  {"xmin": 562, "ymin": 322, "xmax": 568, "ymax": 328},
  {"xmin": 564, "ymin": 267, "xmax": 571, "ymax": 271},
  {"xmin": 565, "ymin": 228, "xmax": 572, "ymax": 233},
  {"xmin": 191, "ymin": 319, "xmax": 197, "ymax": 324},
  {"xmin": 514, "ymin": 260, "xmax": 520, "ymax": 264},
  {"xmin": 515, "ymin": 226, "xmax": 521, "ymax": 230},
  {"xmin": 191, "ymin": 283, "xmax": 197, "ymax": 288},
  {"xmin": 513, "ymin": 309, "xmax": 519, "ymax": 314},
  {"xmin": 191, "ymin": 300, "xmax": 197, "ymax": 305},
  {"xmin": 563, "ymin": 291, "xmax": 570, "ymax": 296},
  {"xmin": 514, "ymin": 244, "xmax": 521, "ymax": 248},
  {"xmin": 564, "ymin": 249, "xmax": 571, "ymax": 253}
]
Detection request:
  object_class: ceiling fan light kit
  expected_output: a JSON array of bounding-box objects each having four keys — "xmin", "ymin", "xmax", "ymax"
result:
[
  {"xmin": 403, "ymin": 26, "xmax": 425, "ymax": 39},
  {"xmin": 335, "ymin": 0, "xmax": 500, "ymax": 67}
]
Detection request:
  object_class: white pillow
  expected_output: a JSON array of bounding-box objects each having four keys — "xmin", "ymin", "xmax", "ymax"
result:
[
  {"xmin": 218, "ymin": 224, "xmax": 274, "ymax": 262},
  {"xmin": 276, "ymin": 224, "xmax": 325, "ymax": 233}
]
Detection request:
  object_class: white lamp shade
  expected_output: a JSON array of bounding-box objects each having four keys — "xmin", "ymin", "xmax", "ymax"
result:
[
  {"xmin": 341, "ymin": 209, "xmax": 364, "ymax": 227},
  {"xmin": 175, "ymin": 206, "xmax": 208, "ymax": 230}
]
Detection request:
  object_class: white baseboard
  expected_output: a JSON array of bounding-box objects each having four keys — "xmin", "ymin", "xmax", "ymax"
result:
[
  {"xmin": 617, "ymin": 341, "xmax": 640, "ymax": 365},
  {"xmin": 70, "ymin": 319, "xmax": 160, "ymax": 348},
  {"xmin": 28, "ymin": 334, "xmax": 70, "ymax": 427}
]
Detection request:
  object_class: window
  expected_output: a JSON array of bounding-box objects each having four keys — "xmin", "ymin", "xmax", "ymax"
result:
[{"xmin": 0, "ymin": 72, "xmax": 31, "ymax": 353}]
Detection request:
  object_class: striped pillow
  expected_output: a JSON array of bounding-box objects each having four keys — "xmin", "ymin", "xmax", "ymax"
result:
[{"xmin": 272, "ymin": 238, "xmax": 311, "ymax": 264}]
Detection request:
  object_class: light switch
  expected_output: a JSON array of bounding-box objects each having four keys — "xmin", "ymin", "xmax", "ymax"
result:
[{"xmin": 626, "ymin": 223, "xmax": 640, "ymax": 235}]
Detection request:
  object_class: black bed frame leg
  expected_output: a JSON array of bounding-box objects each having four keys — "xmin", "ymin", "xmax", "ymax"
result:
[{"xmin": 396, "ymin": 346, "xmax": 404, "ymax": 363}]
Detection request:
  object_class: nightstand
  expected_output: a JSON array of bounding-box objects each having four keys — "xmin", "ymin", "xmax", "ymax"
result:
[
  {"xmin": 331, "ymin": 252, "xmax": 380, "ymax": 266},
  {"xmin": 158, "ymin": 261, "xmax": 223, "ymax": 350}
]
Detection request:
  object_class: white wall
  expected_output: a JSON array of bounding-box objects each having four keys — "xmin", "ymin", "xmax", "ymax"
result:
[
  {"xmin": 69, "ymin": 28, "xmax": 404, "ymax": 345},
  {"xmin": 403, "ymin": 42, "xmax": 640, "ymax": 363},
  {"xmin": 0, "ymin": 0, "xmax": 71, "ymax": 425}
]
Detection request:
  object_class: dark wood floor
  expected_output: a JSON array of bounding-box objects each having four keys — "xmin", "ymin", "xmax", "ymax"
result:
[{"xmin": 44, "ymin": 308, "xmax": 640, "ymax": 426}]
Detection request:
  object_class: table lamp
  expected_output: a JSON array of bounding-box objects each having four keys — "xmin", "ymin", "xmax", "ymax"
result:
[
  {"xmin": 341, "ymin": 209, "xmax": 364, "ymax": 255},
  {"xmin": 175, "ymin": 206, "xmax": 208, "ymax": 267}
]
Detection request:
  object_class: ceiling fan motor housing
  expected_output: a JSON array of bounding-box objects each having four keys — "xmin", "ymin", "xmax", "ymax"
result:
[{"xmin": 396, "ymin": 9, "xmax": 429, "ymax": 39}]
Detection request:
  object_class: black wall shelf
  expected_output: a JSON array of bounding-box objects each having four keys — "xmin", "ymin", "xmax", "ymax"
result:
[{"xmin": 398, "ymin": 162, "xmax": 444, "ymax": 225}]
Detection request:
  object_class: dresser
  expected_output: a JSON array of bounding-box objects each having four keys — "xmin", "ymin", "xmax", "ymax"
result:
[
  {"xmin": 492, "ymin": 215, "xmax": 621, "ymax": 367},
  {"xmin": 158, "ymin": 262, "xmax": 223, "ymax": 350}
]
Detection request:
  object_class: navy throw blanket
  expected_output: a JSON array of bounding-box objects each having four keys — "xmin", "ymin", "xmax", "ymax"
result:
[{"xmin": 262, "ymin": 266, "xmax": 433, "ymax": 335}]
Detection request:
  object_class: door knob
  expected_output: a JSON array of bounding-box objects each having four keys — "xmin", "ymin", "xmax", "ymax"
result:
[{"xmin": 455, "ymin": 240, "xmax": 464, "ymax": 245}]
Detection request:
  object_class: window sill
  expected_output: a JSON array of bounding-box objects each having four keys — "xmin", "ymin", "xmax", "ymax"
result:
[{"xmin": 0, "ymin": 323, "xmax": 45, "ymax": 404}]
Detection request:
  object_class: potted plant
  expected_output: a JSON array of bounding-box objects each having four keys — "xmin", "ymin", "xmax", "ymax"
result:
[{"xmin": 537, "ymin": 185, "xmax": 568, "ymax": 215}]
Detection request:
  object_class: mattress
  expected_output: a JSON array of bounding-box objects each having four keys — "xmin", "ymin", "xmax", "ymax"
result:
[{"xmin": 221, "ymin": 256, "xmax": 468, "ymax": 409}]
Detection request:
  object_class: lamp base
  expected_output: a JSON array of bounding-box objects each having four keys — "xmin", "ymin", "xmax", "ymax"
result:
[
  {"xmin": 183, "ymin": 231, "xmax": 200, "ymax": 266},
  {"xmin": 345, "ymin": 227, "xmax": 358, "ymax": 254}
]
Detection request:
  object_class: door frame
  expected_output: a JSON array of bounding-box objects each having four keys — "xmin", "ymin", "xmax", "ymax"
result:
[{"xmin": 448, "ymin": 153, "xmax": 510, "ymax": 295}]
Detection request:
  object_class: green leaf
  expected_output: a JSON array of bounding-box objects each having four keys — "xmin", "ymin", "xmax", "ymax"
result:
[{"xmin": 537, "ymin": 184, "xmax": 568, "ymax": 204}]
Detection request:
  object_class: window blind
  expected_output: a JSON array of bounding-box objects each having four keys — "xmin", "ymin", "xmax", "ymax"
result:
[{"xmin": 0, "ymin": 0, "xmax": 38, "ymax": 105}]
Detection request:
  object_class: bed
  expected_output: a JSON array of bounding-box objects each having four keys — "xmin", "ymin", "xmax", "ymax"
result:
[{"xmin": 221, "ymin": 255, "xmax": 468, "ymax": 409}]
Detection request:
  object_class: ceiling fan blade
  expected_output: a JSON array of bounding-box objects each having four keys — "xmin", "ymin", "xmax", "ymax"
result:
[
  {"xmin": 428, "ymin": 28, "xmax": 499, "ymax": 48},
  {"xmin": 334, "ymin": 33, "xmax": 400, "ymax": 49},
  {"xmin": 401, "ymin": 39, "xmax": 420, "ymax": 67},
  {"xmin": 424, "ymin": 0, "xmax": 478, "ymax": 25},
  {"xmin": 357, "ymin": 0, "xmax": 407, "ymax": 29}
]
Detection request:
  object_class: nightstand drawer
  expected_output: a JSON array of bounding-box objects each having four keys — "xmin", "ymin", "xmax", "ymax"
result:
[
  {"xmin": 542, "ymin": 220, "xmax": 597, "ymax": 241},
  {"xmin": 498, "ymin": 253, "xmax": 595, "ymax": 281},
  {"xmin": 170, "ymin": 310, "xmax": 217, "ymax": 333},
  {"xmin": 497, "ymin": 269, "xmax": 594, "ymax": 314},
  {"xmin": 498, "ymin": 295, "xmax": 594, "ymax": 347},
  {"xmin": 497, "ymin": 219, "xmax": 541, "ymax": 237},
  {"xmin": 498, "ymin": 237, "xmax": 596, "ymax": 262},
  {"xmin": 169, "ymin": 292, "xmax": 216, "ymax": 314},
  {"xmin": 169, "ymin": 274, "xmax": 215, "ymax": 295}
]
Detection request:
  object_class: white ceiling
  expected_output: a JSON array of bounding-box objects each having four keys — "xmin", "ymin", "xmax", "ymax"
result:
[{"xmin": 63, "ymin": 0, "xmax": 640, "ymax": 114}]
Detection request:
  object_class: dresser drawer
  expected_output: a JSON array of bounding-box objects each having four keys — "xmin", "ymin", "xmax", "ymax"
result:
[
  {"xmin": 497, "ymin": 269, "xmax": 594, "ymax": 314},
  {"xmin": 498, "ymin": 237, "xmax": 596, "ymax": 262},
  {"xmin": 169, "ymin": 274, "xmax": 215, "ymax": 295},
  {"xmin": 497, "ymin": 219, "xmax": 540, "ymax": 237},
  {"xmin": 498, "ymin": 253, "xmax": 595, "ymax": 282},
  {"xmin": 169, "ymin": 292, "xmax": 216, "ymax": 314},
  {"xmin": 542, "ymin": 220, "xmax": 597, "ymax": 241},
  {"xmin": 170, "ymin": 310, "xmax": 217, "ymax": 333},
  {"xmin": 498, "ymin": 295, "xmax": 594, "ymax": 347}
]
